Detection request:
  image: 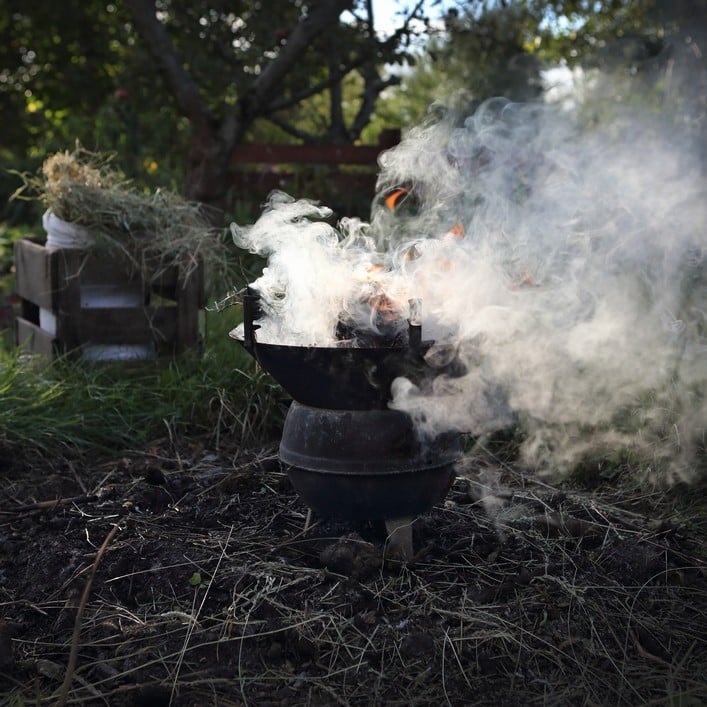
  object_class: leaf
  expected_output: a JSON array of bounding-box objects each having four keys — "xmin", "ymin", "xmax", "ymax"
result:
[{"xmin": 188, "ymin": 571, "xmax": 202, "ymax": 587}]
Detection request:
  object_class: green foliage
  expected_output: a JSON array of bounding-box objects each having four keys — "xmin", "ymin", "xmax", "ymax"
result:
[
  {"xmin": 0, "ymin": 225, "xmax": 26, "ymax": 282},
  {"xmin": 0, "ymin": 310, "xmax": 282, "ymax": 456},
  {"xmin": 0, "ymin": 1, "xmax": 152, "ymax": 161},
  {"xmin": 439, "ymin": 1, "xmax": 547, "ymax": 102},
  {"xmin": 540, "ymin": 0, "xmax": 666, "ymax": 70},
  {"xmin": 378, "ymin": 1, "xmax": 550, "ymax": 128},
  {"xmin": 0, "ymin": 0, "xmax": 430, "ymax": 222},
  {"xmin": 0, "ymin": 224, "xmax": 36, "ymax": 348},
  {"xmin": 0, "ymin": 0, "xmax": 192, "ymax": 209},
  {"xmin": 548, "ymin": 1, "xmax": 707, "ymax": 151},
  {"xmin": 378, "ymin": 0, "xmax": 707, "ymax": 138}
]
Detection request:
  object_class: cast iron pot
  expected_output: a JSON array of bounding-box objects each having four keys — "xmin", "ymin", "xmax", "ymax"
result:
[
  {"xmin": 279, "ymin": 401, "xmax": 461, "ymax": 520},
  {"xmin": 233, "ymin": 288, "xmax": 431, "ymax": 410}
]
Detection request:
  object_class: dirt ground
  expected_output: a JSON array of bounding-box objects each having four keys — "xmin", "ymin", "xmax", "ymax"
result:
[{"xmin": 0, "ymin": 436, "xmax": 705, "ymax": 706}]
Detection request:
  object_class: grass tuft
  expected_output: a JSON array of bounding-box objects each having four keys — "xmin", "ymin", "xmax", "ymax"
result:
[{"xmin": 0, "ymin": 310, "xmax": 282, "ymax": 457}]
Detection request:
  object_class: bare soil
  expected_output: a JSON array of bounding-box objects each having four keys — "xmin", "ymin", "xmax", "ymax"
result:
[{"xmin": 0, "ymin": 437, "xmax": 705, "ymax": 706}]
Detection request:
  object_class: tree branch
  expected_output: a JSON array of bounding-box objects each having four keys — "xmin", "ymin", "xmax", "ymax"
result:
[
  {"xmin": 265, "ymin": 114, "xmax": 322, "ymax": 142},
  {"xmin": 243, "ymin": 0, "xmax": 354, "ymax": 120},
  {"xmin": 123, "ymin": 0, "xmax": 213, "ymax": 130},
  {"xmin": 265, "ymin": 52, "xmax": 370, "ymax": 113},
  {"xmin": 350, "ymin": 68, "xmax": 401, "ymax": 140}
]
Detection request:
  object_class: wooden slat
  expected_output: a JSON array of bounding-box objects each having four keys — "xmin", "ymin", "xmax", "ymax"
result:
[
  {"xmin": 175, "ymin": 261, "xmax": 203, "ymax": 352},
  {"xmin": 13, "ymin": 239, "xmax": 55, "ymax": 309},
  {"xmin": 76, "ymin": 307, "xmax": 177, "ymax": 345},
  {"xmin": 54, "ymin": 249, "xmax": 82, "ymax": 350},
  {"xmin": 14, "ymin": 238, "xmax": 203, "ymax": 358},
  {"xmin": 72, "ymin": 249, "xmax": 141, "ymax": 287},
  {"xmin": 15, "ymin": 317, "xmax": 55, "ymax": 356},
  {"xmin": 229, "ymin": 130, "xmax": 400, "ymax": 166},
  {"xmin": 150, "ymin": 264, "xmax": 179, "ymax": 294},
  {"xmin": 150, "ymin": 261, "xmax": 199, "ymax": 300},
  {"xmin": 229, "ymin": 171, "xmax": 378, "ymax": 197}
]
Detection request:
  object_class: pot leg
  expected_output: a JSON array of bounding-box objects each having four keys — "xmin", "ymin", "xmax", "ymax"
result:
[{"xmin": 384, "ymin": 517, "xmax": 414, "ymax": 561}]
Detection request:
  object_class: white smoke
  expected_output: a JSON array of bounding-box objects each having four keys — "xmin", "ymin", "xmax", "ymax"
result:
[
  {"xmin": 232, "ymin": 193, "xmax": 376, "ymax": 344},
  {"xmin": 231, "ymin": 97, "xmax": 707, "ymax": 482}
]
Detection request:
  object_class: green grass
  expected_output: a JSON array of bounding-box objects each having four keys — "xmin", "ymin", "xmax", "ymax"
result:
[
  {"xmin": 0, "ymin": 310, "xmax": 283, "ymax": 457},
  {"xmin": 0, "ymin": 210, "xmax": 282, "ymax": 458}
]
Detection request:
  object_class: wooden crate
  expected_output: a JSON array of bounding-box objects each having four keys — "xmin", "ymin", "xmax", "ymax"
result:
[{"xmin": 14, "ymin": 237, "xmax": 204, "ymax": 358}]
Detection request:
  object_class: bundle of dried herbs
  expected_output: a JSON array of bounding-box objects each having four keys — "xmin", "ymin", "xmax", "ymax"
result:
[{"xmin": 14, "ymin": 146, "xmax": 228, "ymax": 286}]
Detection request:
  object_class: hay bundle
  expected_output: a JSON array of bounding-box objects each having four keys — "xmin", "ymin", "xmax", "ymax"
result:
[{"xmin": 16, "ymin": 147, "xmax": 227, "ymax": 285}]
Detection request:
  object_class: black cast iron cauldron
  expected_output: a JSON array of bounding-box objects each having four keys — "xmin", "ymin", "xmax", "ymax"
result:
[
  {"xmin": 279, "ymin": 402, "xmax": 459, "ymax": 520},
  {"xmin": 232, "ymin": 286, "xmax": 462, "ymax": 523},
  {"xmin": 231, "ymin": 288, "xmax": 431, "ymax": 410}
]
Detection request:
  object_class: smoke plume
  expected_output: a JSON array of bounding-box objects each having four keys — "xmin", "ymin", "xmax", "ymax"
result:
[{"xmin": 232, "ymin": 97, "xmax": 707, "ymax": 482}]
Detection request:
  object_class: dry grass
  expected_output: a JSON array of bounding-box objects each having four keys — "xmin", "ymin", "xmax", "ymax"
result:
[
  {"xmin": 11, "ymin": 146, "xmax": 229, "ymax": 287},
  {"xmin": 0, "ymin": 440, "xmax": 705, "ymax": 706}
]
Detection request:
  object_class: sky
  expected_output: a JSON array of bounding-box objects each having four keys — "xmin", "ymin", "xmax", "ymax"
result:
[{"xmin": 370, "ymin": 0, "xmax": 455, "ymax": 34}]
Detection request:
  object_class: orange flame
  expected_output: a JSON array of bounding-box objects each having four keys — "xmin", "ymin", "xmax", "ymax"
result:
[
  {"xmin": 446, "ymin": 223, "xmax": 465, "ymax": 239},
  {"xmin": 369, "ymin": 291, "xmax": 400, "ymax": 324},
  {"xmin": 384, "ymin": 187, "xmax": 410, "ymax": 212}
]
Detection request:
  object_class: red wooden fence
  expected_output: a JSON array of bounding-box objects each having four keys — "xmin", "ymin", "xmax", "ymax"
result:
[{"xmin": 229, "ymin": 129, "xmax": 401, "ymax": 216}]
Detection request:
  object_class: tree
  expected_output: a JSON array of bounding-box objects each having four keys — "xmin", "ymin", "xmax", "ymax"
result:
[
  {"xmin": 1, "ymin": 1, "xmax": 432, "ymax": 223},
  {"xmin": 0, "ymin": 2, "xmax": 125, "ymax": 153},
  {"xmin": 377, "ymin": 1, "xmax": 551, "ymax": 129},
  {"xmin": 8, "ymin": 1, "xmax": 702, "ymax": 224},
  {"xmin": 380, "ymin": 0, "xmax": 705, "ymax": 153},
  {"xmin": 541, "ymin": 0, "xmax": 707, "ymax": 166}
]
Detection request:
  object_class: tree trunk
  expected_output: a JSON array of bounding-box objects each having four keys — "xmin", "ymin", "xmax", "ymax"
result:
[
  {"xmin": 125, "ymin": 0, "xmax": 353, "ymax": 226},
  {"xmin": 184, "ymin": 121, "xmax": 241, "ymax": 226}
]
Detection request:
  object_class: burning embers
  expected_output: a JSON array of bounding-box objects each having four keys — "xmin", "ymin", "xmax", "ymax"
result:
[
  {"xmin": 336, "ymin": 289, "xmax": 412, "ymax": 348},
  {"xmin": 227, "ymin": 181, "xmax": 469, "ymax": 352},
  {"xmin": 335, "ymin": 238, "xmax": 458, "ymax": 349}
]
